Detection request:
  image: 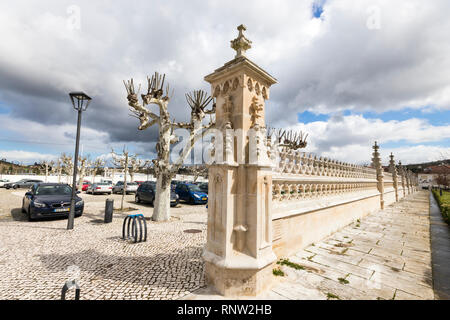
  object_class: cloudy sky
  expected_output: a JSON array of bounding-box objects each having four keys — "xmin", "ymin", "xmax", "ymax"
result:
[{"xmin": 0, "ymin": 0, "xmax": 449, "ymax": 166}]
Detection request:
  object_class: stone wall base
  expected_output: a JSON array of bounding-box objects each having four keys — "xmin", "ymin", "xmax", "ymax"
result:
[
  {"xmin": 204, "ymin": 261, "xmax": 274, "ymax": 297},
  {"xmin": 272, "ymin": 194, "xmax": 381, "ymax": 258}
]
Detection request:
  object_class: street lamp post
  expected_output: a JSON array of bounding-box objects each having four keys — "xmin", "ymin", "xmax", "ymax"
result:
[{"xmin": 67, "ymin": 92, "xmax": 92, "ymax": 230}]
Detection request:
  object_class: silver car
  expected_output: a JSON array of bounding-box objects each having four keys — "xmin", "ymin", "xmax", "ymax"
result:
[
  {"xmin": 113, "ymin": 181, "xmax": 138, "ymax": 194},
  {"xmin": 0, "ymin": 179, "xmax": 10, "ymax": 188},
  {"xmin": 87, "ymin": 182, "xmax": 112, "ymax": 195}
]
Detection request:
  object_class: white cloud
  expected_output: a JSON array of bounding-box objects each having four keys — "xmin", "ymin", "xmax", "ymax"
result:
[{"xmin": 290, "ymin": 114, "xmax": 450, "ymax": 164}]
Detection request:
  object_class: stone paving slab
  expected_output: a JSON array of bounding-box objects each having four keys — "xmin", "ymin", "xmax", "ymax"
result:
[
  {"xmin": 268, "ymin": 191, "xmax": 435, "ymax": 300},
  {"xmin": 186, "ymin": 191, "xmax": 435, "ymax": 300}
]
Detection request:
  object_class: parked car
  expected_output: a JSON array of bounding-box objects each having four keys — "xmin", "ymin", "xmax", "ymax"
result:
[
  {"xmin": 81, "ymin": 181, "xmax": 91, "ymax": 192},
  {"xmin": 198, "ymin": 182, "xmax": 208, "ymax": 194},
  {"xmin": 0, "ymin": 179, "xmax": 10, "ymax": 188},
  {"xmin": 135, "ymin": 182, "xmax": 179, "ymax": 207},
  {"xmin": 21, "ymin": 183, "xmax": 84, "ymax": 221},
  {"xmin": 175, "ymin": 183, "xmax": 208, "ymax": 204},
  {"xmin": 112, "ymin": 181, "xmax": 139, "ymax": 194},
  {"xmin": 171, "ymin": 180, "xmax": 181, "ymax": 188},
  {"xmin": 86, "ymin": 182, "xmax": 112, "ymax": 195},
  {"xmin": 5, "ymin": 179, "xmax": 43, "ymax": 190}
]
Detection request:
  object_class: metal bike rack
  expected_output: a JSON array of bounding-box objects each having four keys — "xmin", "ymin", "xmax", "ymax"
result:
[
  {"xmin": 122, "ymin": 214, "xmax": 147, "ymax": 243},
  {"xmin": 61, "ymin": 279, "xmax": 80, "ymax": 300}
]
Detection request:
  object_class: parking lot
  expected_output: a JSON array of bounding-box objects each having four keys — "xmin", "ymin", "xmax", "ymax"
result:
[{"xmin": 0, "ymin": 188, "xmax": 208, "ymax": 300}]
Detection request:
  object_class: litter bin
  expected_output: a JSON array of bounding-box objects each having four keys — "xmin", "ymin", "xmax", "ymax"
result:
[{"xmin": 105, "ymin": 199, "xmax": 114, "ymax": 223}]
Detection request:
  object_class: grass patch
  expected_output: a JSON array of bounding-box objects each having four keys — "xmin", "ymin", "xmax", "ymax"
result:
[
  {"xmin": 432, "ymin": 189, "xmax": 450, "ymax": 224},
  {"xmin": 277, "ymin": 259, "xmax": 305, "ymax": 270},
  {"xmin": 326, "ymin": 292, "xmax": 341, "ymax": 300},
  {"xmin": 338, "ymin": 277, "xmax": 349, "ymax": 285},
  {"xmin": 273, "ymin": 268, "xmax": 285, "ymax": 277}
]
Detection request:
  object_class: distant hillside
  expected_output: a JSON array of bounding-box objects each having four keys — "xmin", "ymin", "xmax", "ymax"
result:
[
  {"xmin": 405, "ymin": 159, "xmax": 450, "ymax": 173},
  {"xmin": 0, "ymin": 159, "xmax": 41, "ymax": 175}
]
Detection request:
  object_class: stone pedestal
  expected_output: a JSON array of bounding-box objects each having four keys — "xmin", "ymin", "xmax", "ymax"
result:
[{"xmin": 202, "ymin": 25, "xmax": 277, "ymax": 296}]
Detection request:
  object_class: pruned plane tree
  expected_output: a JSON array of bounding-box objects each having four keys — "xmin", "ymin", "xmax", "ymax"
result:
[{"xmin": 124, "ymin": 72, "xmax": 216, "ymax": 221}]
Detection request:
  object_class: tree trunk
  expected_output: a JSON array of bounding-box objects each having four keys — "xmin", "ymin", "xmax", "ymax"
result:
[
  {"xmin": 152, "ymin": 171, "xmax": 171, "ymax": 221},
  {"xmin": 121, "ymin": 153, "xmax": 128, "ymax": 211}
]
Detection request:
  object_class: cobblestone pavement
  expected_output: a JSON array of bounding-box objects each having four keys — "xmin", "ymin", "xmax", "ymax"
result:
[
  {"xmin": 0, "ymin": 188, "xmax": 207, "ymax": 300},
  {"xmin": 187, "ymin": 191, "xmax": 435, "ymax": 300}
]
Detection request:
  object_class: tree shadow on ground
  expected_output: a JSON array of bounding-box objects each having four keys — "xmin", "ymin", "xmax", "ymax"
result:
[{"xmin": 37, "ymin": 245, "xmax": 205, "ymax": 294}]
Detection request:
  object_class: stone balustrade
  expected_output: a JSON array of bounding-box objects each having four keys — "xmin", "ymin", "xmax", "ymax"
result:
[
  {"xmin": 272, "ymin": 177, "xmax": 378, "ymax": 203},
  {"xmin": 271, "ymin": 153, "xmax": 380, "ymax": 221},
  {"xmin": 275, "ymin": 149, "xmax": 377, "ymax": 179}
]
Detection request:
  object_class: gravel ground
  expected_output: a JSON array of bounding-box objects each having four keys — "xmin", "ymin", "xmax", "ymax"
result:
[{"xmin": 0, "ymin": 188, "xmax": 208, "ymax": 300}]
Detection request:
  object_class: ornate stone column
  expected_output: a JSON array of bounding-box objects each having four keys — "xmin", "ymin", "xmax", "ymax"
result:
[
  {"xmin": 372, "ymin": 142, "xmax": 384, "ymax": 209},
  {"xmin": 203, "ymin": 25, "xmax": 277, "ymax": 296},
  {"xmin": 389, "ymin": 153, "xmax": 399, "ymax": 202},
  {"xmin": 398, "ymin": 161, "xmax": 406, "ymax": 198},
  {"xmin": 406, "ymin": 169, "xmax": 411, "ymax": 194}
]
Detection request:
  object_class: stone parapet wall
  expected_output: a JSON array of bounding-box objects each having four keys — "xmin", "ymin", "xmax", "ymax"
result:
[{"xmin": 270, "ymin": 153, "xmax": 410, "ymax": 259}]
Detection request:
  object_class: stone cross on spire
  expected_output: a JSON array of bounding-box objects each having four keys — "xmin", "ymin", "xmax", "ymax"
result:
[{"xmin": 230, "ymin": 24, "xmax": 252, "ymax": 58}]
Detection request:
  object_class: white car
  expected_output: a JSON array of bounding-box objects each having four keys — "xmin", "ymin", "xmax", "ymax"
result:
[
  {"xmin": 0, "ymin": 179, "xmax": 10, "ymax": 188},
  {"xmin": 87, "ymin": 182, "xmax": 112, "ymax": 195},
  {"xmin": 113, "ymin": 181, "xmax": 138, "ymax": 194}
]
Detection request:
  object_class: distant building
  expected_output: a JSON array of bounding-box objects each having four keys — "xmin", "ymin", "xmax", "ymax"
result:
[{"xmin": 418, "ymin": 164, "xmax": 450, "ymax": 188}]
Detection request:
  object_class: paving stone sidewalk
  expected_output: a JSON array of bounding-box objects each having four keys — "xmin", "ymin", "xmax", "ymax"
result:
[
  {"xmin": 0, "ymin": 189, "xmax": 208, "ymax": 300},
  {"xmin": 187, "ymin": 191, "xmax": 435, "ymax": 300}
]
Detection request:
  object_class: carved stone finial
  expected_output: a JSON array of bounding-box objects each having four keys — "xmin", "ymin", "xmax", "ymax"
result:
[
  {"xmin": 373, "ymin": 141, "xmax": 379, "ymax": 151},
  {"xmin": 230, "ymin": 24, "xmax": 252, "ymax": 58},
  {"xmin": 389, "ymin": 153, "xmax": 395, "ymax": 165}
]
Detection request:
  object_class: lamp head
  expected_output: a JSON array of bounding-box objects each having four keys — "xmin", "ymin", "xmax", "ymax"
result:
[{"xmin": 69, "ymin": 92, "xmax": 92, "ymax": 111}]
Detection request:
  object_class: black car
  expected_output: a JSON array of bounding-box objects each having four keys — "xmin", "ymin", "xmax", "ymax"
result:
[
  {"xmin": 5, "ymin": 179, "xmax": 43, "ymax": 189},
  {"xmin": 135, "ymin": 182, "xmax": 179, "ymax": 207},
  {"xmin": 198, "ymin": 182, "xmax": 208, "ymax": 194},
  {"xmin": 22, "ymin": 183, "xmax": 84, "ymax": 221}
]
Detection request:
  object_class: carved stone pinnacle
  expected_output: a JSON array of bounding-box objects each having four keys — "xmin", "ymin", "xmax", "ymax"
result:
[{"xmin": 230, "ymin": 24, "xmax": 252, "ymax": 58}]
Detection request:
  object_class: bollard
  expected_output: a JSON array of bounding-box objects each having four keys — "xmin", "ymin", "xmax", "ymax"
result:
[
  {"xmin": 61, "ymin": 280, "xmax": 80, "ymax": 300},
  {"xmin": 105, "ymin": 199, "xmax": 114, "ymax": 223}
]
